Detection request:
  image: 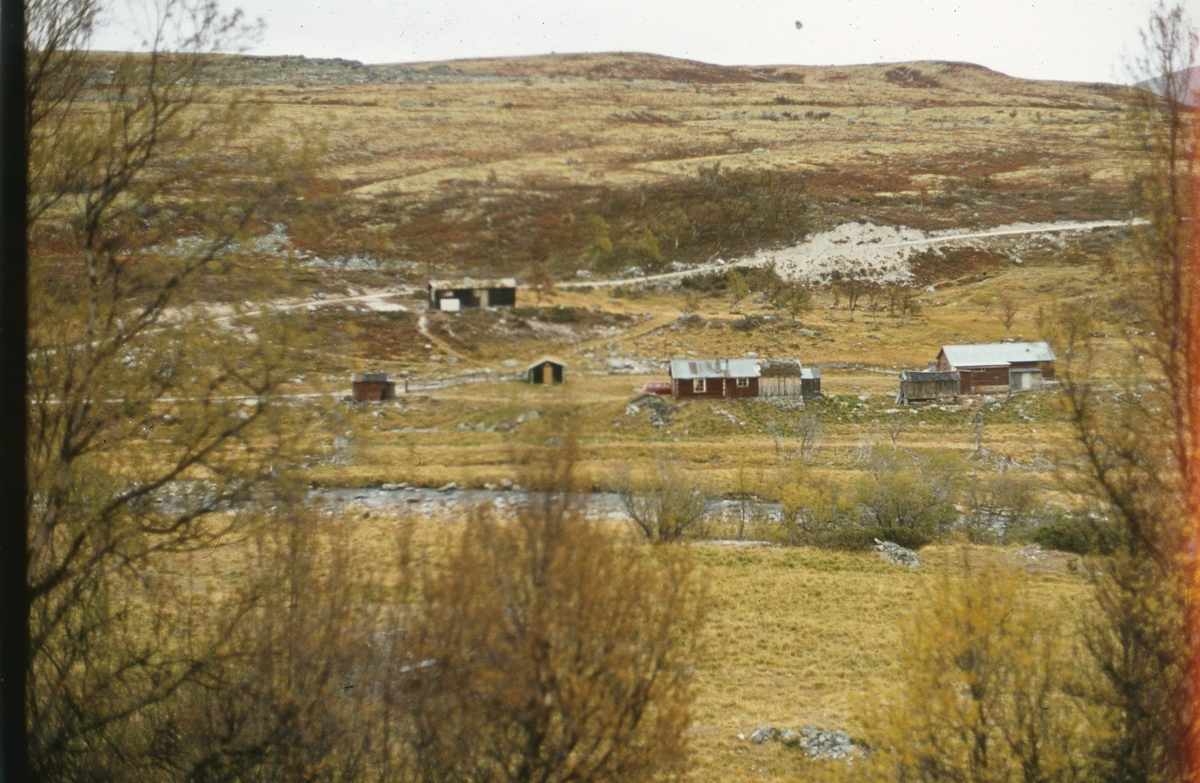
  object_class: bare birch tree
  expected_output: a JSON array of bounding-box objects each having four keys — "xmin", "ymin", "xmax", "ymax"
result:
[
  {"xmin": 1052, "ymin": 5, "xmax": 1197, "ymax": 781},
  {"xmin": 22, "ymin": 2, "xmax": 326, "ymax": 780}
]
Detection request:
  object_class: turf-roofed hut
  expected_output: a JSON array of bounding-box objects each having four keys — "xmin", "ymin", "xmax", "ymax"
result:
[
  {"xmin": 669, "ymin": 359, "xmax": 759, "ymax": 400},
  {"xmin": 896, "ymin": 371, "xmax": 960, "ymax": 404},
  {"xmin": 753, "ymin": 359, "xmax": 822, "ymax": 399},
  {"xmin": 935, "ymin": 342, "xmax": 1056, "ymax": 394},
  {"xmin": 757, "ymin": 359, "xmax": 804, "ymax": 398}
]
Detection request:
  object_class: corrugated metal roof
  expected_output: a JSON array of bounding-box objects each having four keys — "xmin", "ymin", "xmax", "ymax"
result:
[
  {"xmin": 428, "ymin": 277, "xmax": 518, "ymax": 290},
  {"xmin": 669, "ymin": 358, "xmax": 760, "ymax": 379},
  {"xmin": 939, "ymin": 341, "xmax": 1056, "ymax": 368},
  {"xmin": 353, "ymin": 372, "xmax": 390, "ymax": 383},
  {"xmin": 801, "ymin": 368, "xmax": 820, "ymax": 380}
]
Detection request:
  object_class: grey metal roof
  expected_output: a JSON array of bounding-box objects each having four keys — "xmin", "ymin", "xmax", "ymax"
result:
[
  {"xmin": 352, "ymin": 372, "xmax": 390, "ymax": 383},
  {"xmin": 669, "ymin": 358, "xmax": 760, "ymax": 380},
  {"xmin": 428, "ymin": 277, "xmax": 518, "ymax": 290},
  {"xmin": 939, "ymin": 341, "xmax": 1056, "ymax": 368},
  {"xmin": 525, "ymin": 356, "xmax": 567, "ymax": 372},
  {"xmin": 801, "ymin": 368, "xmax": 820, "ymax": 380}
]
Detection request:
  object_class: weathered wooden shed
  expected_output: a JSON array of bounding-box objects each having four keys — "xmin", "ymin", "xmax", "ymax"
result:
[
  {"xmin": 936, "ymin": 342, "xmax": 1056, "ymax": 394},
  {"xmin": 351, "ymin": 372, "xmax": 396, "ymax": 402},
  {"xmin": 428, "ymin": 277, "xmax": 518, "ymax": 311},
  {"xmin": 669, "ymin": 359, "xmax": 759, "ymax": 400},
  {"xmin": 525, "ymin": 356, "xmax": 566, "ymax": 384},
  {"xmin": 758, "ymin": 359, "xmax": 804, "ymax": 398},
  {"xmin": 896, "ymin": 371, "xmax": 960, "ymax": 404}
]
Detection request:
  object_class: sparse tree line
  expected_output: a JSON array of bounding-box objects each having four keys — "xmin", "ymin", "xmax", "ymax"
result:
[
  {"xmin": 620, "ymin": 444, "xmax": 1107, "ymax": 556},
  {"xmin": 674, "ymin": 265, "xmax": 922, "ymax": 326}
]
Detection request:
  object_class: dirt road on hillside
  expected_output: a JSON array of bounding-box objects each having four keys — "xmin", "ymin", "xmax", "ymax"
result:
[{"xmin": 557, "ymin": 218, "xmax": 1139, "ymax": 290}]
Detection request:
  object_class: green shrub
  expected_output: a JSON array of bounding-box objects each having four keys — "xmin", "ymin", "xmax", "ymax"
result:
[
  {"xmin": 1031, "ymin": 513, "xmax": 1119, "ymax": 555},
  {"xmin": 864, "ymin": 526, "xmax": 932, "ymax": 550},
  {"xmin": 730, "ymin": 315, "xmax": 761, "ymax": 332},
  {"xmin": 545, "ymin": 306, "xmax": 580, "ymax": 323},
  {"xmin": 610, "ymin": 286, "xmax": 647, "ymax": 299},
  {"xmin": 961, "ymin": 472, "xmax": 1046, "ymax": 544},
  {"xmin": 852, "ymin": 447, "xmax": 963, "ymax": 540}
]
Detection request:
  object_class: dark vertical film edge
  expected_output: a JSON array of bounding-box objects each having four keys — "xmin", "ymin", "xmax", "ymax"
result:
[{"xmin": 0, "ymin": 0, "xmax": 28, "ymax": 779}]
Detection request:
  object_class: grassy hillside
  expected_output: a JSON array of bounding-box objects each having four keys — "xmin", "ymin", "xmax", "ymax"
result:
[{"xmin": 177, "ymin": 52, "xmax": 1131, "ymax": 281}]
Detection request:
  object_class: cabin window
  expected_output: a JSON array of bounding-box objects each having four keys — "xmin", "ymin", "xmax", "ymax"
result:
[
  {"xmin": 736, "ymin": 378, "xmax": 749, "ymax": 388},
  {"xmin": 693, "ymin": 378, "xmax": 706, "ymax": 393}
]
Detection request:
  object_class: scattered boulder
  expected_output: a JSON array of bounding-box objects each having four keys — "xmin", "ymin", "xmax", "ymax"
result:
[
  {"xmin": 795, "ymin": 726, "xmax": 858, "ymax": 760},
  {"xmin": 748, "ymin": 725, "xmax": 860, "ymax": 760},
  {"xmin": 626, "ymin": 393, "xmax": 675, "ymax": 426},
  {"xmin": 749, "ymin": 726, "xmax": 780, "ymax": 744},
  {"xmin": 874, "ymin": 539, "xmax": 920, "ymax": 569},
  {"xmin": 1013, "ymin": 544, "xmax": 1050, "ymax": 562},
  {"xmin": 437, "ymin": 481, "xmax": 458, "ymax": 493},
  {"xmin": 498, "ymin": 478, "xmax": 514, "ymax": 491}
]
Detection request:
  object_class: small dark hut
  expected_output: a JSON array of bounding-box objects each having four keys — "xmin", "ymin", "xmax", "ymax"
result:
[
  {"xmin": 801, "ymin": 367, "xmax": 821, "ymax": 398},
  {"xmin": 352, "ymin": 372, "xmax": 396, "ymax": 402},
  {"xmin": 525, "ymin": 357, "xmax": 566, "ymax": 384},
  {"xmin": 896, "ymin": 371, "xmax": 959, "ymax": 404},
  {"xmin": 428, "ymin": 277, "xmax": 517, "ymax": 311}
]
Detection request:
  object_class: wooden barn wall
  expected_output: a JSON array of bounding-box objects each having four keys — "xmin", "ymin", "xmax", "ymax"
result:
[
  {"xmin": 901, "ymin": 380, "xmax": 958, "ymax": 401},
  {"xmin": 959, "ymin": 366, "xmax": 1010, "ymax": 393},
  {"xmin": 1011, "ymin": 360, "xmax": 1056, "ymax": 380},
  {"xmin": 352, "ymin": 381, "xmax": 395, "ymax": 402},
  {"xmin": 760, "ymin": 377, "xmax": 804, "ymax": 398},
  {"xmin": 726, "ymin": 377, "xmax": 759, "ymax": 398},
  {"xmin": 673, "ymin": 377, "xmax": 758, "ymax": 399}
]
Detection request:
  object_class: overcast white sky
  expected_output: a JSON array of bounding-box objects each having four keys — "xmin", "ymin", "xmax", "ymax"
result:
[{"xmin": 95, "ymin": 0, "xmax": 1200, "ymax": 84}]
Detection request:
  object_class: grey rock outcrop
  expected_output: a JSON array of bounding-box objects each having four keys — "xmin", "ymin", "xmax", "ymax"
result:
[
  {"xmin": 748, "ymin": 724, "xmax": 860, "ymax": 761},
  {"xmin": 874, "ymin": 539, "xmax": 920, "ymax": 569},
  {"xmin": 749, "ymin": 726, "xmax": 780, "ymax": 744},
  {"xmin": 626, "ymin": 394, "xmax": 675, "ymax": 426},
  {"xmin": 795, "ymin": 726, "xmax": 857, "ymax": 760}
]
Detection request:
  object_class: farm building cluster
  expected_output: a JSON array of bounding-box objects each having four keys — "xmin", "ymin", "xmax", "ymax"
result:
[
  {"xmin": 896, "ymin": 342, "xmax": 1056, "ymax": 403},
  {"xmin": 350, "ymin": 277, "xmax": 1057, "ymax": 406},
  {"xmin": 654, "ymin": 342, "xmax": 1054, "ymax": 404}
]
